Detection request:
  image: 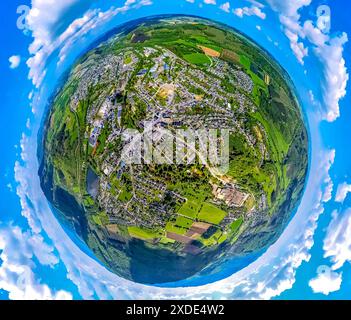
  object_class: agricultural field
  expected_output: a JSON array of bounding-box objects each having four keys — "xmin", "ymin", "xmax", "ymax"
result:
[{"xmin": 198, "ymin": 203, "xmax": 227, "ymax": 225}]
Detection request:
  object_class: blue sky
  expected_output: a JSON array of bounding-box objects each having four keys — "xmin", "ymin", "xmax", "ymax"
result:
[{"xmin": 0, "ymin": 0, "xmax": 351, "ymax": 300}]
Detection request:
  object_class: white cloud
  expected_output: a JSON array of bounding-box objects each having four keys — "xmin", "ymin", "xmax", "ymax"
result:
[
  {"xmin": 25, "ymin": 0, "xmax": 95, "ymax": 86},
  {"xmin": 256, "ymin": 25, "xmax": 262, "ymax": 31},
  {"xmin": 234, "ymin": 5, "xmax": 266, "ymax": 20},
  {"xmin": 265, "ymin": 0, "xmax": 348, "ymax": 121},
  {"xmin": 303, "ymin": 20, "xmax": 328, "ymax": 46},
  {"xmin": 28, "ymin": 90, "xmax": 34, "ymax": 100},
  {"xmin": 266, "ymin": 0, "xmax": 311, "ymax": 17},
  {"xmin": 204, "ymin": 0, "xmax": 216, "ymax": 5},
  {"xmin": 309, "ymin": 266, "xmax": 342, "ymax": 295},
  {"xmin": 324, "ymin": 209, "xmax": 351, "ymax": 270},
  {"xmin": 299, "ymin": 19, "xmax": 349, "ymax": 122},
  {"xmin": 0, "ymin": 224, "xmax": 71, "ymax": 300},
  {"xmin": 335, "ymin": 183, "xmax": 351, "ymax": 203},
  {"xmin": 322, "ymin": 171, "xmax": 334, "ymax": 203},
  {"xmin": 219, "ymin": 2, "xmax": 230, "ymax": 13},
  {"xmin": 247, "ymin": 0, "xmax": 264, "ymax": 7},
  {"xmin": 313, "ymin": 33, "xmax": 348, "ymax": 122},
  {"xmin": 26, "ymin": 0, "xmax": 153, "ymax": 87},
  {"xmin": 308, "ymin": 89, "xmax": 320, "ymax": 108},
  {"xmin": 266, "ymin": 0, "xmax": 311, "ymax": 64},
  {"xmin": 284, "ymin": 28, "xmax": 308, "ymax": 64},
  {"xmin": 9, "ymin": 55, "xmax": 21, "ymax": 69},
  {"xmin": 125, "ymin": 0, "xmax": 137, "ymax": 5}
]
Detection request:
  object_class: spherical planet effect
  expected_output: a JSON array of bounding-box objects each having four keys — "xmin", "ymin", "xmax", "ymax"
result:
[{"xmin": 39, "ymin": 15, "xmax": 308, "ymax": 284}]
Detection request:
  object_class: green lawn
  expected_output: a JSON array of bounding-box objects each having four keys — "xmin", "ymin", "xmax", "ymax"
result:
[
  {"xmin": 92, "ymin": 211, "xmax": 109, "ymax": 227},
  {"xmin": 165, "ymin": 221, "xmax": 187, "ymax": 235},
  {"xmin": 183, "ymin": 53, "xmax": 211, "ymax": 65},
  {"xmin": 198, "ymin": 203, "xmax": 227, "ymax": 225},
  {"xmin": 124, "ymin": 55, "xmax": 132, "ymax": 64},
  {"xmin": 128, "ymin": 226, "xmax": 161, "ymax": 240},
  {"xmin": 200, "ymin": 228, "xmax": 227, "ymax": 246},
  {"xmin": 178, "ymin": 200, "xmax": 201, "ymax": 218},
  {"xmin": 240, "ymin": 55, "xmax": 251, "ymax": 69},
  {"xmin": 175, "ymin": 216, "xmax": 193, "ymax": 228},
  {"xmin": 229, "ymin": 217, "xmax": 243, "ymax": 234},
  {"xmin": 118, "ymin": 188, "xmax": 133, "ymax": 202},
  {"xmin": 217, "ymin": 233, "xmax": 228, "ymax": 244},
  {"xmin": 172, "ymin": 39, "xmax": 196, "ymax": 48}
]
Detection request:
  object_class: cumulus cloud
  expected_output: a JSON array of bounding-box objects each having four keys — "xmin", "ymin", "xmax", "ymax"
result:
[
  {"xmin": 204, "ymin": 0, "xmax": 216, "ymax": 5},
  {"xmin": 9, "ymin": 55, "xmax": 21, "ymax": 69},
  {"xmin": 308, "ymin": 89, "xmax": 320, "ymax": 108},
  {"xmin": 219, "ymin": 2, "xmax": 230, "ymax": 13},
  {"xmin": 233, "ymin": 5, "xmax": 266, "ymax": 20},
  {"xmin": 0, "ymin": 224, "xmax": 71, "ymax": 300},
  {"xmin": 265, "ymin": 0, "xmax": 348, "ymax": 121},
  {"xmin": 125, "ymin": 0, "xmax": 137, "ymax": 5},
  {"xmin": 324, "ymin": 209, "xmax": 351, "ymax": 270},
  {"xmin": 312, "ymin": 32, "xmax": 348, "ymax": 122},
  {"xmin": 26, "ymin": 0, "xmax": 153, "ymax": 87},
  {"xmin": 299, "ymin": 19, "xmax": 349, "ymax": 122},
  {"xmin": 25, "ymin": 0, "xmax": 94, "ymax": 86},
  {"xmin": 335, "ymin": 182, "xmax": 351, "ymax": 203},
  {"xmin": 309, "ymin": 266, "xmax": 342, "ymax": 295},
  {"xmin": 284, "ymin": 27, "xmax": 308, "ymax": 64},
  {"xmin": 265, "ymin": 0, "xmax": 310, "ymax": 64}
]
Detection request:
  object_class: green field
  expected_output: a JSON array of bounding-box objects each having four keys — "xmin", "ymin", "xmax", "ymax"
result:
[
  {"xmin": 91, "ymin": 211, "xmax": 109, "ymax": 227},
  {"xmin": 240, "ymin": 55, "xmax": 251, "ymax": 69},
  {"xmin": 229, "ymin": 217, "xmax": 243, "ymax": 234},
  {"xmin": 128, "ymin": 226, "xmax": 161, "ymax": 240},
  {"xmin": 183, "ymin": 53, "xmax": 211, "ymax": 65},
  {"xmin": 198, "ymin": 203, "xmax": 227, "ymax": 225},
  {"xmin": 175, "ymin": 216, "xmax": 193, "ymax": 228},
  {"xmin": 165, "ymin": 221, "xmax": 187, "ymax": 235},
  {"xmin": 178, "ymin": 199, "xmax": 202, "ymax": 218}
]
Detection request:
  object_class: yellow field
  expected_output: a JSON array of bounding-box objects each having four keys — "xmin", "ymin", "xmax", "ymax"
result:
[{"xmin": 199, "ymin": 45, "xmax": 221, "ymax": 57}]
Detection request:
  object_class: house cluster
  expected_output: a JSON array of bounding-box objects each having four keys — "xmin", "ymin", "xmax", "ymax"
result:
[
  {"xmin": 74, "ymin": 44, "xmax": 268, "ymax": 230},
  {"xmin": 213, "ymin": 183, "xmax": 249, "ymax": 208}
]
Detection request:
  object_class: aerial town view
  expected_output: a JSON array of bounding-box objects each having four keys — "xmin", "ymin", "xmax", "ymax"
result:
[{"xmin": 39, "ymin": 16, "xmax": 308, "ymax": 284}]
